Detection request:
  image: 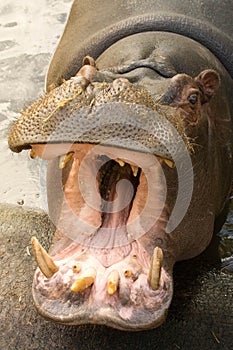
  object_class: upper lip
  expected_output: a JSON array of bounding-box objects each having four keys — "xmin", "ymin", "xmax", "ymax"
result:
[{"xmin": 7, "ymin": 77, "xmax": 192, "ymax": 161}]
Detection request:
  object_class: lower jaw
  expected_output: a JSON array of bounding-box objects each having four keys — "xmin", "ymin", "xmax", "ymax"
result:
[
  {"xmin": 32, "ymin": 288, "xmax": 172, "ymax": 331},
  {"xmin": 32, "ymin": 235, "xmax": 173, "ymax": 330}
]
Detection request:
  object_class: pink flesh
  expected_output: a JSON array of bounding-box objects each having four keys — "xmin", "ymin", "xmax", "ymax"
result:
[
  {"xmin": 33, "ymin": 143, "xmax": 167, "ymax": 259},
  {"xmin": 35, "ymin": 239, "xmax": 170, "ymax": 309},
  {"xmin": 32, "ymin": 143, "xmax": 172, "ymax": 327}
]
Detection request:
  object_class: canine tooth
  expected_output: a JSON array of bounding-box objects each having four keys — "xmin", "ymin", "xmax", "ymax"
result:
[
  {"xmin": 148, "ymin": 247, "xmax": 163, "ymax": 290},
  {"xmin": 116, "ymin": 158, "xmax": 125, "ymax": 167},
  {"xmin": 70, "ymin": 267, "xmax": 96, "ymax": 293},
  {"xmin": 31, "ymin": 236, "xmax": 59, "ymax": 278},
  {"xmin": 59, "ymin": 152, "xmax": 74, "ymax": 169},
  {"xmin": 130, "ymin": 164, "xmax": 139, "ymax": 177},
  {"xmin": 164, "ymin": 159, "xmax": 175, "ymax": 168},
  {"xmin": 107, "ymin": 270, "xmax": 120, "ymax": 295},
  {"xmin": 30, "ymin": 149, "xmax": 37, "ymax": 159}
]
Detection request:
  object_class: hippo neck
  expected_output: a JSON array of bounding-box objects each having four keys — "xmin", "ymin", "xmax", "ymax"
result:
[{"xmin": 46, "ymin": 0, "xmax": 233, "ymax": 88}]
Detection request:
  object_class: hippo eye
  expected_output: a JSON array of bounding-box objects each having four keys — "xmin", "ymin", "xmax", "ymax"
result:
[{"xmin": 188, "ymin": 94, "xmax": 198, "ymax": 105}]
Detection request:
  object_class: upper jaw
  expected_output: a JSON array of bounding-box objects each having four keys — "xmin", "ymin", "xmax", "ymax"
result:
[
  {"xmin": 31, "ymin": 143, "xmax": 173, "ymax": 251},
  {"xmin": 8, "ymin": 74, "xmax": 192, "ymax": 161}
]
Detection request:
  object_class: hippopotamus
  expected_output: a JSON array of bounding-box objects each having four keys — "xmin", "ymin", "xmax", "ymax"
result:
[{"xmin": 7, "ymin": 0, "xmax": 233, "ymax": 331}]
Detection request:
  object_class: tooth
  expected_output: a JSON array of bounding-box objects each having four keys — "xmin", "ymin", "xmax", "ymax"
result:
[
  {"xmin": 148, "ymin": 247, "xmax": 163, "ymax": 290},
  {"xmin": 116, "ymin": 158, "xmax": 125, "ymax": 167},
  {"xmin": 124, "ymin": 269, "xmax": 132, "ymax": 278},
  {"xmin": 59, "ymin": 152, "xmax": 74, "ymax": 169},
  {"xmin": 70, "ymin": 267, "xmax": 96, "ymax": 293},
  {"xmin": 30, "ymin": 149, "xmax": 37, "ymax": 159},
  {"xmin": 164, "ymin": 159, "xmax": 175, "ymax": 168},
  {"xmin": 107, "ymin": 270, "xmax": 120, "ymax": 295},
  {"xmin": 130, "ymin": 164, "xmax": 139, "ymax": 177},
  {"xmin": 72, "ymin": 264, "xmax": 82, "ymax": 273},
  {"xmin": 26, "ymin": 246, "xmax": 31, "ymax": 256},
  {"xmin": 31, "ymin": 236, "xmax": 59, "ymax": 278}
]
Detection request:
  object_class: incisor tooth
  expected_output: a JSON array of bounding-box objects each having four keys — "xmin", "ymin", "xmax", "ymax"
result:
[
  {"xmin": 164, "ymin": 159, "xmax": 175, "ymax": 168},
  {"xmin": 107, "ymin": 270, "xmax": 120, "ymax": 295},
  {"xmin": 116, "ymin": 158, "xmax": 125, "ymax": 167},
  {"xmin": 59, "ymin": 152, "xmax": 74, "ymax": 169},
  {"xmin": 130, "ymin": 164, "xmax": 139, "ymax": 177},
  {"xmin": 70, "ymin": 267, "xmax": 96, "ymax": 293},
  {"xmin": 30, "ymin": 149, "xmax": 37, "ymax": 159},
  {"xmin": 148, "ymin": 247, "xmax": 163, "ymax": 290},
  {"xmin": 31, "ymin": 236, "xmax": 59, "ymax": 278}
]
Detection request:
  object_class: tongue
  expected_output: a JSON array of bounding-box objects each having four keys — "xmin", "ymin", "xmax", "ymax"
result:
[
  {"xmin": 101, "ymin": 177, "xmax": 134, "ymax": 228},
  {"xmin": 89, "ymin": 163, "xmax": 138, "ymax": 266}
]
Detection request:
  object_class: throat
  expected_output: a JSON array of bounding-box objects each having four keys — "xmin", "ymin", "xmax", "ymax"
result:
[
  {"xmin": 89, "ymin": 160, "xmax": 140, "ymax": 261},
  {"xmin": 99, "ymin": 159, "xmax": 140, "ymax": 230},
  {"xmin": 50, "ymin": 144, "xmax": 168, "ymax": 267}
]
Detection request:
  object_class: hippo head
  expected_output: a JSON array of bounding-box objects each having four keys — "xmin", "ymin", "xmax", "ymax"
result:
[{"xmin": 8, "ymin": 32, "xmax": 230, "ymax": 331}]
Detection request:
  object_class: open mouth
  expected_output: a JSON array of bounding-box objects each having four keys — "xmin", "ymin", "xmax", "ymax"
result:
[
  {"xmin": 6, "ymin": 69, "xmax": 195, "ymax": 330},
  {"xmin": 30, "ymin": 143, "xmax": 174, "ymax": 330}
]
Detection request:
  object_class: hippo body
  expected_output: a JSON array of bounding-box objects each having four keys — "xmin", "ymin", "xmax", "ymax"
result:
[{"xmin": 8, "ymin": 0, "xmax": 233, "ymax": 331}]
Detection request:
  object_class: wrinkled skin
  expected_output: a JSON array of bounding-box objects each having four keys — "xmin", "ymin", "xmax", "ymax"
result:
[{"xmin": 8, "ymin": 15, "xmax": 233, "ymax": 333}]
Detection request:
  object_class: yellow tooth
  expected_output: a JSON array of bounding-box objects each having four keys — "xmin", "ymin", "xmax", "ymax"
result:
[
  {"xmin": 164, "ymin": 159, "xmax": 175, "ymax": 168},
  {"xmin": 59, "ymin": 152, "xmax": 74, "ymax": 169},
  {"xmin": 116, "ymin": 158, "xmax": 125, "ymax": 167},
  {"xmin": 130, "ymin": 164, "xmax": 139, "ymax": 177},
  {"xmin": 148, "ymin": 247, "xmax": 163, "ymax": 290},
  {"xmin": 31, "ymin": 236, "xmax": 59, "ymax": 278},
  {"xmin": 72, "ymin": 264, "xmax": 82, "ymax": 273},
  {"xmin": 107, "ymin": 270, "xmax": 120, "ymax": 295},
  {"xmin": 70, "ymin": 267, "xmax": 96, "ymax": 293},
  {"xmin": 124, "ymin": 269, "xmax": 132, "ymax": 278},
  {"xmin": 30, "ymin": 149, "xmax": 37, "ymax": 159}
]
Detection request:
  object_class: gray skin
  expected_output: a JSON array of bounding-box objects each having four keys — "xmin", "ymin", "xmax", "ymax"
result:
[
  {"xmin": 46, "ymin": 0, "xmax": 233, "ymax": 87},
  {"xmin": 7, "ymin": 1, "xmax": 233, "ymax": 332}
]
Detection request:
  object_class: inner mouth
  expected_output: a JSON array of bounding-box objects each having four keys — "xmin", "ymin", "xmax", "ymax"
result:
[
  {"xmin": 97, "ymin": 156, "xmax": 140, "ymax": 230},
  {"xmin": 30, "ymin": 143, "xmax": 173, "ymax": 330}
]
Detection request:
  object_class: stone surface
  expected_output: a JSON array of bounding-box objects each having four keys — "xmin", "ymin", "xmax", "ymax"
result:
[{"xmin": 0, "ymin": 204, "xmax": 232, "ymax": 350}]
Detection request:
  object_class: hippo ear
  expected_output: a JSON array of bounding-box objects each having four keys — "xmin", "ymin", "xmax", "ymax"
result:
[{"xmin": 195, "ymin": 69, "xmax": 220, "ymax": 101}]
